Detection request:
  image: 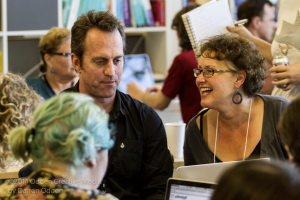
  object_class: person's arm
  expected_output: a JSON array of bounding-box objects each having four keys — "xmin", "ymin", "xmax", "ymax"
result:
[
  {"xmin": 259, "ymin": 62, "xmax": 274, "ymax": 95},
  {"xmin": 127, "ymin": 82, "xmax": 172, "ymax": 110},
  {"xmin": 141, "ymin": 107, "xmax": 174, "ymax": 200},
  {"xmin": 227, "ymin": 26, "xmax": 273, "ymax": 64},
  {"xmin": 269, "ymin": 64, "xmax": 300, "ymax": 91}
]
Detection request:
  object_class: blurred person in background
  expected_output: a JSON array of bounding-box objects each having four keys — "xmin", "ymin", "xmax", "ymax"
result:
[
  {"xmin": 237, "ymin": 0, "xmax": 277, "ymax": 95},
  {"xmin": 0, "ymin": 93, "xmax": 116, "ymax": 199},
  {"xmin": 211, "ymin": 161, "xmax": 300, "ymax": 200},
  {"xmin": 238, "ymin": 0, "xmax": 276, "ymax": 43},
  {"xmin": 127, "ymin": 3, "xmax": 202, "ymax": 124},
  {"xmin": 278, "ymin": 96, "xmax": 300, "ymax": 169},
  {"xmin": 0, "ymin": 72, "xmax": 42, "ymax": 172},
  {"xmin": 228, "ymin": 0, "xmax": 300, "ymax": 101},
  {"xmin": 26, "ymin": 27, "xmax": 78, "ymax": 100}
]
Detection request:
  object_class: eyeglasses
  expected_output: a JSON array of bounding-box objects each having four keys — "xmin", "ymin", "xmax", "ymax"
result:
[
  {"xmin": 193, "ymin": 68, "xmax": 234, "ymax": 78},
  {"xmin": 52, "ymin": 52, "xmax": 71, "ymax": 60}
]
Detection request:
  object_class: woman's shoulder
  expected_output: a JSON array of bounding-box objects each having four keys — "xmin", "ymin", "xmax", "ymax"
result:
[
  {"xmin": 95, "ymin": 194, "xmax": 119, "ymax": 200},
  {"xmin": 258, "ymin": 94, "xmax": 290, "ymax": 101},
  {"xmin": 25, "ymin": 76, "xmax": 43, "ymax": 83},
  {"xmin": 173, "ymin": 50, "xmax": 197, "ymax": 65},
  {"xmin": 258, "ymin": 94, "xmax": 291, "ymax": 118},
  {"xmin": 25, "ymin": 76, "xmax": 45, "ymax": 88},
  {"xmin": 257, "ymin": 94, "xmax": 291, "ymax": 107},
  {"xmin": 186, "ymin": 108, "xmax": 209, "ymax": 134}
]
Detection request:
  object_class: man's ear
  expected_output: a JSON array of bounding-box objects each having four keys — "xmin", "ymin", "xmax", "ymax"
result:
[
  {"xmin": 71, "ymin": 53, "xmax": 81, "ymax": 73},
  {"xmin": 251, "ymin": 16, "xmax": 262, "ymax": 29},
  {"xmin": 235, "ymin": 71, "xmax": 246, "ymax": 88}
]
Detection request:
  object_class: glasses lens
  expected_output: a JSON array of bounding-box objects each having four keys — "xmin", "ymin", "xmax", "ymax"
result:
[
  {"xmin": 66, "ymin": 53, "xmax": 71, "ymax": 60},
  {"xmin": 203, "ymin": 69, "xmax": 214, "ymax": 77},
  {"xmin": 193, "ymin": 69, "xmax": 200, "ymax": 77}
]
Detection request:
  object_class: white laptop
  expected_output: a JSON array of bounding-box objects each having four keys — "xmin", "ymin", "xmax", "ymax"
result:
[
  {"xmin": 165, "ymin": 178, "xmax": 216, "ymax": 200},
  {"xmin": 118, "ymin": 54, "xmax": 155, "ymax": 94},
  {"xmin": 174, "ymin": 158, "xmax": 270, "ymax": 184}
]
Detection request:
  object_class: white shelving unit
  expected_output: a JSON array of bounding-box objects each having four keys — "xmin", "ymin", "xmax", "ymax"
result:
[{"xmin": 0, "ymin": 0, "xmax": 182, "ymax": 77}]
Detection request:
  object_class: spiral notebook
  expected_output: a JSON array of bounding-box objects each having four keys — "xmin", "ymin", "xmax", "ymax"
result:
[{"xmin": 181, "ymin": 0, "xmax": 234, "ymax": 57}]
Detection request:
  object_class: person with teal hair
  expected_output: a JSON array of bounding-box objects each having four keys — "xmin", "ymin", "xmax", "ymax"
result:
[{"xmin": 0, "ymin": 93, "xmax": 117, "ymax": 200}]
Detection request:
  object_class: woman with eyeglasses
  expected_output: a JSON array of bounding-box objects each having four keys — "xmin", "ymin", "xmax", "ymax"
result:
[
  {"xmin": 26, "ymin": 27, "xmax": 78, "ymax": 100},
  {"xmin": 184, "ymin": 34, "xmax": 290, "ymax": 166}
]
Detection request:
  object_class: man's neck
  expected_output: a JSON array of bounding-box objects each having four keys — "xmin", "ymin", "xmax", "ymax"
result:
[
  {"xmin": 78, "ymin": 82, "xmax": 116, "ymax": 114},
  {"xmin": 247, "ymin": 27, "xmax": 259, "ymax": 38},
  {"xmin": 93, "ymin": 96, "xmax": 115, "ymax": 114}
]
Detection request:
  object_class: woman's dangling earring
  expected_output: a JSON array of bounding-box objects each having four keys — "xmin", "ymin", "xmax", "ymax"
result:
[
  {"xmin": 232, "ymin": 88, "xmax": 243, "ymax": 104},
  {"xmin": 50, "ymin": 67, "xmax": 54, "ymax": 74}
]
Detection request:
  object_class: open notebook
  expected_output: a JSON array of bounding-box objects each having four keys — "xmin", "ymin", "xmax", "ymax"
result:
[{"xmin": 181, "ymin": 0, "xmax": 234, "ymax": 57}]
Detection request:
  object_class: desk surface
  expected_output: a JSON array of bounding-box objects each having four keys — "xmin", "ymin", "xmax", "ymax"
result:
[
  {"xmin": 0, "ymin": 159, "xmax": 184, "ymax": 179},
  {"xmin": 174, "ymin": 157, "xmax": 184, "ymax": 169},
  {"xmin": 0, "ymin": 165, "xmax": 22, "ymax": 179}
]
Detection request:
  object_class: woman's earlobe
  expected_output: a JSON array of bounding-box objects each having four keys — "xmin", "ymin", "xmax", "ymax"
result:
[{"xmin": 87, "ymin": 158, "xmax": 96, "ymax": 168}]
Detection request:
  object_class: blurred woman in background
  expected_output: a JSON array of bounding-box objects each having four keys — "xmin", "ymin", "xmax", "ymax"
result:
[
  {"xmin": 211, "ymin": 161, "xmax": 300, "ymax": 200},
  {"xmin": 0, "ymin": 93, "xmax": 116, "ymax": 199},
  {"xmin": 278, "ymin": 96, "xmax": 300, "ymax": 169},
  {"xmin": 0, "ymin": 72, "xmax": 42, "ymax": 172},
  {"xmin": 26, "ymin": 27, "xmax": 78, "ymax": 100}
]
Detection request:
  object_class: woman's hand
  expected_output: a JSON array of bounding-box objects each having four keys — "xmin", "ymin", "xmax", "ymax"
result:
[
  {"xmin": 226, "ymin": 25, "xmax": 253, "ymax": 40},
  {"xmin": 127, "ymin": 82, "xmax": 144, "ymax": 100},
  {"xmin": 270, "ymin": 63, "xmax": 300, "ymax": 91},
  {"xmin": 146, "ymin": 85, "xmax": 161, "ymax": 93}
]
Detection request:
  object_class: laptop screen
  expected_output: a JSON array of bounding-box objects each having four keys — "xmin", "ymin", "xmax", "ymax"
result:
[
  {"xmin": 165, "ymin": 178, "xmax": 215, "ymax": 200},
  {"xmin": 118, "ymin": 54, "xmax": 155, "ymax": 94}
]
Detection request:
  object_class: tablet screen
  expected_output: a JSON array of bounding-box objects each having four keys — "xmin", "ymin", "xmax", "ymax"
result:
[
  {"xmin": 165, "ymin": 178, "xmax": 215, "ymax": 200},
  {"xmin": 118, "ymin": 54, "xmax": 155, "ymax": 94}
]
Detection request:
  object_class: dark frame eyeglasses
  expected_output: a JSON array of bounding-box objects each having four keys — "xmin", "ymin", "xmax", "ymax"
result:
[
  {"xmin": 193, "ymin": 68, "xmax": 234, "ymax": 78},
  {"xmin": 52, "ymin": 52, "xmax": 71, "ymax": 59}
]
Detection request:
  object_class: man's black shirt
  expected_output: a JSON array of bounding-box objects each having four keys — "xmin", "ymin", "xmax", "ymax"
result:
[{"xmin": 64, "ymin": 82, "xmax": 174, "ymax": 200}]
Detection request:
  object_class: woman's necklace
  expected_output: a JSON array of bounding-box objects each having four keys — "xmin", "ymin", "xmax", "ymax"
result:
[{"xmin": 214, "ymin": 98, "xmax": 253, "ymax": 163}]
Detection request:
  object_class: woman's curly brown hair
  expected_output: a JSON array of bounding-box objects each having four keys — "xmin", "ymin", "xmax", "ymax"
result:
[
  {"xmin": 199, "ymin": 34, "xmax": 267, "ymax": 97},
  {"xmin": 0, "ymin": 73, "xmax": 43, "ymax": 171}
]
